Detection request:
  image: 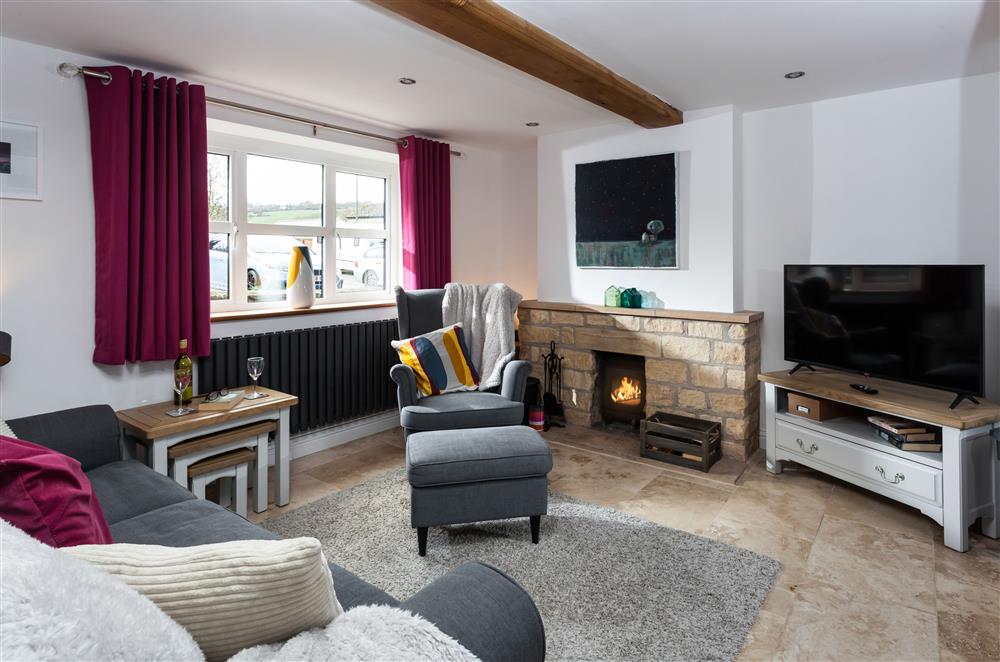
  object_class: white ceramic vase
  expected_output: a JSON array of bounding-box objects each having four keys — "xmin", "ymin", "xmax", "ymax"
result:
[{"xmin": 287, "ymin": 245, "xmax": 315, "ymax": 310}]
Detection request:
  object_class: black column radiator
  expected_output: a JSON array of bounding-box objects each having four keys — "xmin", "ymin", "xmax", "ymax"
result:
[{"xmin": 197, "ymin": 319, "xmax": 400, "ymax": 435}]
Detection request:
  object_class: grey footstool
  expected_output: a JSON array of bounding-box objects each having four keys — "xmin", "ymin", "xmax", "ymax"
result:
[{"xmin": 406, "ymin": 425, "xmax": 554, "ymax": 556}]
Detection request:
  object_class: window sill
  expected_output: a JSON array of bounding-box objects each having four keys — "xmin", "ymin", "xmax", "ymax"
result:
[{"xmin": 211, "ymin": 300, "xmax": 396, "ymax": 322}]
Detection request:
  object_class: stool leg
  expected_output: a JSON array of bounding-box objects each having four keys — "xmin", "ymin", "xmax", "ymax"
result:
[
  {"xmin": 417, "ymin": 527, "xmax": 428, "ymax": 557},
  {"xmin": 254, "ymin": 432, "xmax": 269, "ymax": 513},
  {"xmin": 235, "ymin": 464, "xmax": 248, "ymax": 519},
  {"xmin": 530, "ymin": 515, "xmax": 540, "ymax": 544}
]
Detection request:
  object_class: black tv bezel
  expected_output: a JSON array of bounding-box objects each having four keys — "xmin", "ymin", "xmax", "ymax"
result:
[{"xmin": 783, "ymin": 264, "xmax": 986, "ymax": 398}]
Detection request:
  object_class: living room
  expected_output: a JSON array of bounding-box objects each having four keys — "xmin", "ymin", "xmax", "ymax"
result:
[{"xmin": 1, "ymin": 1, "xmax": 998, "ymax": 661}]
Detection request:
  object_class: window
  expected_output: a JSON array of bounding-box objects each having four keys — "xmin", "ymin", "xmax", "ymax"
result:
[{"xmin": 207, "ymin": 129, "xmax": 399, "ymax": 312}]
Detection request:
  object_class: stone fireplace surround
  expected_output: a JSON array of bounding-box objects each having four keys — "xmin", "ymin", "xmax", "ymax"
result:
[{"xmin": 518, "ymin": 301, "xmax": 763, "ymax": 462}]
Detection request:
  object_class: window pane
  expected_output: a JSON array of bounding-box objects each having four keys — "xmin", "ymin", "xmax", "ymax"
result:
[
  {"xmin": 246, "ymin": 235, "xmax": 324, "ymax": 302},
  {"xmin": 208, "ymin": 153, "xmax": 230, "ymax": 223},
  {"xmin": 247, "ymin": 154, "xmax": 323, "ymax": 227},
  {"xmin": 336, "ymin": 172, "xmax": 385, "ymax": 230},
  {"xmin": 209, "ymin": 233, "xmax": 230, "ymax": 300},
  {"xmin": 336, "ymin": 235, "xmax": 385, "ymax": 292}
]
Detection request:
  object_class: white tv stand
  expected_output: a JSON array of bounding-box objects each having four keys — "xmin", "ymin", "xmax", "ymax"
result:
[{"xmin": 759, "ymin": 369, "xmax": 1000, "ymax": 552}]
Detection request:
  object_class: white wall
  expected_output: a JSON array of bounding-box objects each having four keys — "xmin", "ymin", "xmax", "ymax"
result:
[
  {"xmin": 742, "ymin": 73, "xmax": 1000, "ymax": 400},
  {"xmin": 0, "ymin": 37, "xmax": 534, "ymax": 420},
  {"xmin": 536, "ymin": 107, "xmax": 738, "ymax": 312},
  {"xmin": 451, "ymin": 143, "xmax": 538, "ymax": 299}
]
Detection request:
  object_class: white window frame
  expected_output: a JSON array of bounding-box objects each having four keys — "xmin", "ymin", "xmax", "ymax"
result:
[{"xmin": 208, "ymin": 131, "xmax": 400, "ymax": 312}]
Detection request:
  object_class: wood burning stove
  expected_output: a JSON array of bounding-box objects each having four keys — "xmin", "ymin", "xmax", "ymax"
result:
[{"xmin": 595, "ymin": 351, "xmax": 646, "ymax": 427}]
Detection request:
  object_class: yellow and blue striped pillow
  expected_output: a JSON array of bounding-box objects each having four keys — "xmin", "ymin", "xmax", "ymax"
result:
[{"xmin": 391, "ymin": 324, "xmax": 480, "ymax": 397}]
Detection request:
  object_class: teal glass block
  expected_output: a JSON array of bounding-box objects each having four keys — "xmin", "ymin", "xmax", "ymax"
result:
[
  {"xmin": 621, "ymin": 288, "xmax": 642, "ymax": 308},
  {"xmin": 604, "ymin": 286, "xmax": 621, "ymax": 307}
]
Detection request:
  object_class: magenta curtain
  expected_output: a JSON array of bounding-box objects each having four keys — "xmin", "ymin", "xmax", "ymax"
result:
[
  {"xmin": 398, "ymin": 135, "xmax": 451, "ymax": 289},
  {"xmin": 84, "ymin": 66, "xmax": 210, "ymax": 364}
]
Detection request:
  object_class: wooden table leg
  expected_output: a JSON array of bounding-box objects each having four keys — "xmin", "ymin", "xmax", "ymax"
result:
[
  {"xmin": 983, "ymin": 426, "xmax": 999, "ymax": 539},
  {"xmin": 276, "ymin": 408, "xmax": 290, "ymax": 507},
  {"xmin": 942, "ymin": 428, "xmax": 969, "ymax": 552}
]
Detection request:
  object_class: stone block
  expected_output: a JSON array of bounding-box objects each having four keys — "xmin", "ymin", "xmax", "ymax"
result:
[
  {"xmin": 560, "ymin": 348, "xmax": 596, "ymax": 372},
  {"xmin": 564, "ymin": 408, "xmax": 593, "ymax": 427},
  {"xmin": 610, "ymin": 315, "xmax": 642, "ymax": 331},
  {"xmin": 728, "ymin": 323, "xmax": 756, "ymax": 340},
  {"xmin": 646, "ymin": 382, "xmax": 675, "ymax": 407},
  {"xmin": 551, "ymin": 311, "xmax": 584, "ymax": 326},
  {"xmin": 646, "ymin": 359, "xmax": 688, "ymax": 384},
  {"xmin": 576, "ymin": 328, "xmax": 662, "ymax": 357},
  {"xmin": 724, "ymin": 417, "xmax": 751, "ymax": 440},
  {"xmin": 710, "ymin": 392, "xmax": 748, "ymax": 415},
  {"xmin": 585, "ymin": 314, "xmax": 614, "ymax": 327},
  {"xmin": 678, "ymin": 389, "xmax": 707, "ymax": 409},
  {"xmin": 528, "ymin": 310, "xmax": 550, "ymax": 325},
  {"xmin": 563, "ymin": 368, "xmax": 594, "ymax": 390},
  {"xmin": 712, "ymin": 341, "xmax": 746, "ymax": 366},
  {"xmin": 560, "ymin": 327, "xmax": 575, "ymax": 345},
  {"xmin": 686, "ymin": 321, "xmax": 726, "ymax": 338},
  {"xmin": 691, "ymin": 364, "xmax": 725, "ymax": 388},
  {"xmin": 518, "ymin": 325, "xmax": 556, "ymax": 345},
  {"xmin": 661, "ymin": 336, "xmax": 711, "ymax": 362},
  {"xmin": 726, "ymin": 368, "xmax": 748, "ymax": 390},
  {"xmin": 643, "ymin": 318, "xmax": 684, "ymax": 334}
]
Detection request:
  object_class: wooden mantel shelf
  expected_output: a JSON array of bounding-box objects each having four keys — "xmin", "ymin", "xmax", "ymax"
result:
[
  {"xmin": 518, "ymin": 300, "xmax": 763, "ymax": 324},
  {"xmin": 759, "ymin": 369, "xmax": 1000, "ymax": 430}
]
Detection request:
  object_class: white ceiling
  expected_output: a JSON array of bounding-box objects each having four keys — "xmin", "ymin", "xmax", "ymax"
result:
[{"xmin": 2, "ymin": 1, "xmax": 997, "ymax": 150}]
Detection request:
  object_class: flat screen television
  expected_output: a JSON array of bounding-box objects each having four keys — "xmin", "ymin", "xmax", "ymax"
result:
[{"xmin": 784, "ymin": 265, "xmax": 985, "ymax": 400}]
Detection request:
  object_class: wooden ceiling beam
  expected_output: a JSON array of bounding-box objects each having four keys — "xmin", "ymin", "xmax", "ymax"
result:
[{"xmin": 369, "ymin": 0, "xmax": 682, "ymax": 128}]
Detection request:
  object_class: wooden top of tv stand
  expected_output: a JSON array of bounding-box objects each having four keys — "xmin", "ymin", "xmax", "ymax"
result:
[{"xmin": 758, "ymin": 369, "xmax": 1000, "ymax": 430}]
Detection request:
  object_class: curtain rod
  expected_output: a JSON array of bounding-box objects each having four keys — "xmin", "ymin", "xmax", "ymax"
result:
[{"xmin": 57, "ymin": 63, "xmax": 463, "ymax": 157}]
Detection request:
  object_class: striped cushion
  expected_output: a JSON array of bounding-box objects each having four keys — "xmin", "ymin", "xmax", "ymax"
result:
[
  {"xmin": 65, "ymin": 537, "xmax": 342, "ymax": 661},
  {"xmin": 391, "ymin": 324, "xmax": 480, "ymax": 397}
]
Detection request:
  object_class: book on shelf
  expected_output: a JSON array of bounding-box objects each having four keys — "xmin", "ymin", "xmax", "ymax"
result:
[
  {"xmin": 868, "ymin": 416, "xmax": 937, "ymax": 441},
  {"xmin": 872, "ymin": 426, "xmax": 942, "ymax": 453}
]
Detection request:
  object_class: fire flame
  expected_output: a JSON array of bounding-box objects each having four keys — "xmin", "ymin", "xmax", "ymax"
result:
[{"xmin": 610, "ymin": 376, "xmax": 642, "ymax": 404}]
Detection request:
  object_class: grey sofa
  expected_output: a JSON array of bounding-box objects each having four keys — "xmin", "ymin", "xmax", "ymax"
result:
[
  {"xmin": 7, "ymin": 405, "xmax": 545, "ymax": 662},
  {"xmin": 390, "ymin": 287, "xmax": 531, "ymax": 436}
]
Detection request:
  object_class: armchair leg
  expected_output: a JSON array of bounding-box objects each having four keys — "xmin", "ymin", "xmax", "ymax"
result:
[
  {"xmin": 530, "ymin": 515, "xmax": 540, "ymax": 544},
  {"xmin": 417, "ymin": 527, "xmax": 428, "ymax": 556}
]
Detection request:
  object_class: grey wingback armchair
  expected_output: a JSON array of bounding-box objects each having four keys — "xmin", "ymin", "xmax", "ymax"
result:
[{"xmin": 389, "ymin": 287, "xmax": 531, "ymax": 436}]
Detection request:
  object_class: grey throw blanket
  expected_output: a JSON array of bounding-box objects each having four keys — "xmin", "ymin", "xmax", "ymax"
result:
[{"xmin": 442, "ymin": 283, "xmax": 522, "ymax": 390}]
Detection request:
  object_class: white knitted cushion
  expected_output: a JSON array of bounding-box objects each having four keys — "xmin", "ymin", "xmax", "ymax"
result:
[
  {"xmin": 0, "ymin": 520, "xmax": 204, "ymax": 662},
  {"xmin": 66, "ymin": 537, "xmax": 343, "ymax": 662}
]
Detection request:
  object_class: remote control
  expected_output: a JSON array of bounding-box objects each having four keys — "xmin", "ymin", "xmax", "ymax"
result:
[{"xmin": 850, "ymin": 383, "xmax": 879, "ymax": 395}]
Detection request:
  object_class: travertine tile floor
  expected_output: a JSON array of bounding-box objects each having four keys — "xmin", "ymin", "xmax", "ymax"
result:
[{"xmin": 249, "ymin": 424, "xmax": 999, "ymax": 661}]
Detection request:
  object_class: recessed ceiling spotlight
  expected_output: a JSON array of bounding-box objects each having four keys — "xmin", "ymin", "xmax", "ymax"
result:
[
  {"xmin": 784, "ymin": 71, "xmax": 805, "ymax": 79},
  {"xmin": 398, "ymin": 77, "xmax": 416, "ymax": 85},
  {"xmin": 525, "ymin": 122, "xmax": 540, "ymax": 127}
]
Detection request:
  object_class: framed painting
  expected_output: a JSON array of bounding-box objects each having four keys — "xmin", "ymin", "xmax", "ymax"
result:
[
  {"xmin": 575, "ymin": 152, "xmax": 676, "ymax": 268},
  {"xmin": 0, "ymin": 120, "xmax": 42, "ymax": 201}
]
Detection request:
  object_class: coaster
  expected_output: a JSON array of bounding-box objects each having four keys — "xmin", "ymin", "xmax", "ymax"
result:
[{"xmin": 165, "ymin": 409, "xmax": 192, "ymax": 418}]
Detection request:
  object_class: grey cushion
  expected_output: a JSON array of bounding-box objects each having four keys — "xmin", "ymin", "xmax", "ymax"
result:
[
  {"xmin": 407, "ymin": 426, "xmax": 552, "ymax": 487},
  {"xmin": 87, "ymin": 460, "xmax": 195, "ymax": 525},
  {"xmin": 401, "ymin": 562, "xmax": 546, "ymax": 662},
  {"xmin": 8, "ymin": 405, "xmax": 121, "ymax": 472},
  {"xmin": 111, "ymin": 498, "xmax": 398, "ymax": 609},
  {"xmin": 401, "ymin": 393, "xmax": 524, "ymax": 432},
  {"xmin": 395, "ymin": 287, "xmax": 445, "ymax": 338}
]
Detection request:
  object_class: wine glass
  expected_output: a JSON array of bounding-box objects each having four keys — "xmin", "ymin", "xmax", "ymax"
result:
[
  {"xmin": 245, "ymin": 356, "xmax": 267, "ymax": 399},
  {"xmin": 168, "ymin": 374, "xmax": 192, "ymax": 416}
]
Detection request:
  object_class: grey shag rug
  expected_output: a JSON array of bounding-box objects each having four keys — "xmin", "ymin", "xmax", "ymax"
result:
[{"xmin": 264, "ymin": 469, "xmax": 780, "ymax": 662}]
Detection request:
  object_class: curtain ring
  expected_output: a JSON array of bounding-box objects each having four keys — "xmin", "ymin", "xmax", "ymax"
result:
[
  {"xmin": 400, "ymin": 139, "xmax": 409, "ymax": 149},
  {"xmin": 101, "ymin": 71, "xmax": 113, "ymax": 85}
]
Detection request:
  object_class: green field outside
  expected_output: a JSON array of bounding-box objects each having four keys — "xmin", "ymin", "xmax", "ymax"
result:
[{"xmin": 248, "ymin": 208, "xmax": 322, "ymax": 225}]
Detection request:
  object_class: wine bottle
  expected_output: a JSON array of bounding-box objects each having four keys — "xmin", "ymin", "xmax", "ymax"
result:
[{"xmin": 174, "ymin": 339, "xmax": 193, "ymax": 404}]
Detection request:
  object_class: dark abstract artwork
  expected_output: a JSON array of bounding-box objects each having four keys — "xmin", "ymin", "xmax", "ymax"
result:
[{"xmin": 575, "ymin": 153, "xmax": 676, "ymax": 268}]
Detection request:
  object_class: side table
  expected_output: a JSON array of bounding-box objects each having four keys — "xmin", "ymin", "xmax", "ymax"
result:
[{"xmin": 116, "ymin": 387, "xmax": 299, "ymax": 510}]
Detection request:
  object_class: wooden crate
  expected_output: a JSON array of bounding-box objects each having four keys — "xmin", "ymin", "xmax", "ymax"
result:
[{"xmin": 639, "ymin": 411, "xmax": 721, "ymax": 473}]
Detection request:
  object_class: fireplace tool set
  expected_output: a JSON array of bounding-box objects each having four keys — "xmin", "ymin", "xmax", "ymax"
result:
[{"xmin": 541, "ymin": 341, "xmax": 566, "ymax": 429}]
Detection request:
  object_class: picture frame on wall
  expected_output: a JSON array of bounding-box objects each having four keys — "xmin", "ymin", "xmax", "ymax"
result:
[
  {"xmin": 575, "ymin": 152, "xmax": 678, "ymax": 269},
  {"xmin": 0, "ymin": 120, "xmax": 42, "ymax": 201}
]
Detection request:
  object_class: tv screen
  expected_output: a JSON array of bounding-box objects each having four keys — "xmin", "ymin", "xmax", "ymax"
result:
[{"xmin": 784, "ymin": 265, "xmax": 985, "ymax": 396}]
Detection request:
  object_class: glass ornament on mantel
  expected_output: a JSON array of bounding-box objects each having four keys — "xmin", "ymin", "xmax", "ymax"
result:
[
  {"xmin": 621, "ymin": 288, "xmax": 643, "ymax": 309},
  {"xmin": 604, "ymin": 286, "xmax": 621, "ymax": 307}
]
